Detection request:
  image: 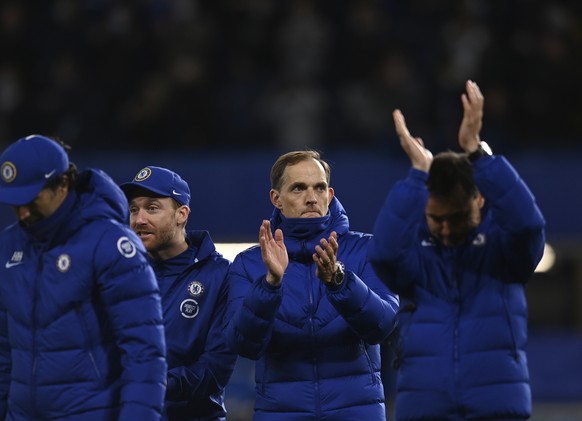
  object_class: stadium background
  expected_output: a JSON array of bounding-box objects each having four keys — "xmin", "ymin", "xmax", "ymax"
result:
[{"xmin": 0, "ymin": 1, "xmax": 581, "ymax": 419}]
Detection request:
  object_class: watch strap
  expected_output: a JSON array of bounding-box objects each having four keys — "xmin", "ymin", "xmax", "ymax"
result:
[{"xmin": 467, "ymin": 142, "xmax": 492, "ymax": 162}]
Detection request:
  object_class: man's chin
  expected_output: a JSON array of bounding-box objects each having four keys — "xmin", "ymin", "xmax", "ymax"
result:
[
  {"xmin": 440, "ymin": 237, "xmax": 463, "ymax": 247},
  {"xmin": 301, "ymin": 212, "xmax": 321, "ymax": 218}
]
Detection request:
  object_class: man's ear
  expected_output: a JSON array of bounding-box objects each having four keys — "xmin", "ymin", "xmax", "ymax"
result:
[
  {"xmin": 270, "ymin": 189, "xmax": 282, "ymax": 209},
  {"xmin": 177, "ymin": 205, "xmax": 190, "ymax": 225},
  {"xmin": 477, "ymin": 192, "xmax": 485, "ymax": 209},
  {"xmin": 58, "ymin": 175, "xmax": 70, "ymax": 196}
]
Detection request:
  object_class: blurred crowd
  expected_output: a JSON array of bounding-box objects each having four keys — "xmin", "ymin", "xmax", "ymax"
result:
[{"xmin": 0, "ymin": 0, "xmax": 580, "ymax": 154}]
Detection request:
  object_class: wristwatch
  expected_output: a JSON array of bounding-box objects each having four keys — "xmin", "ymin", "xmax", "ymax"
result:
[
  {"xmin": 467, "ymin": 141, "xmax": 492, "ymax": 162},
  {"xmin": 330, "ymin": 261, "xmax": 345, "ymax": 288}
]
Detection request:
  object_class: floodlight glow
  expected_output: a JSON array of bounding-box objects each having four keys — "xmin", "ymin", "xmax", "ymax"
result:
[
  {"xmin": 216, "ymin": 242, "xmax": 557, "ymax": 272},
  {"xmin": 534, "ymin": 243, "xmax": 555, "ymax": 273},
  {"xmin": 215, "ymin": 243, "xmax": 257, "ymax": 261}
]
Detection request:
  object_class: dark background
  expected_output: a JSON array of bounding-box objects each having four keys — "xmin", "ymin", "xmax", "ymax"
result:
[
  {"xmin": 1, "ymin": 1, "xmax": 581, "ymax": 419},
  {"xmin": 0, "ymin": 1, "xmax": 581, "ymax": 154}
]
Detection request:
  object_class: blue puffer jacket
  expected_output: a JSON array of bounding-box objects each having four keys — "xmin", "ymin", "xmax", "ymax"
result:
[
  {"xmin": 225, "ymin": 197, "xmax": 399, "ymax": 421},
  {"xmin": 0, "ymin": 169, "xmax": 167, "ymax": 420},
  {"xmin": 151, "ymin": 230, "xmax": 236, "ymax": 421},
  {"xmin": 369, "ymin": 155, "xmax": 546, "ymax": 421}
]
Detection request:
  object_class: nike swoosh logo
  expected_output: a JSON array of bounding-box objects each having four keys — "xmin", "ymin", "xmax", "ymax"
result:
[
  {"xmin": 172, "ymin": 190, "xmax": 182, "ymax": 196},
  {"xmin": 421, "ymin": 240, "xmax": 434, "ymax": 247},
  {"xmin": 44, "ymin": 169, "xmax": 56, "ymax": 179},
  {"xmin": 5, "ymin": 261, "xmax": 24, "ymax": 269}
]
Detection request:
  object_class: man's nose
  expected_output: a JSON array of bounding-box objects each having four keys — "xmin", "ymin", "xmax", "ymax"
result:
[
  {"xmin": 133, "ymin": 209, "xmax": 148, "ymax": 225},
  {"xmin": 440, "ymin": 220, "xmax": 452, "ymax": 236},
  {"xmin": 306, "ymin": 188, "xmax": 318, "ymax": 203}
]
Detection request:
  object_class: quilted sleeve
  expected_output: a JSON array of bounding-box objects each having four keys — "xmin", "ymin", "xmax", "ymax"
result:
[
  {"xmin": 473, "ymin": 155, "xmax": 546, "ymax": 281},
  {"xmin": 93, "ymin": 224, "xmax": 167, "ymax": 421},
  {"xmin": 327, "ymin": 258, "xmax": 399, "ymax": 345},
  {"xmin": 224, "ymin": 251, "xmax": 282, "ymax": 360},
  {"xmin": 369, "ymin": 168, "xmax": 429, "ymax": 293}
]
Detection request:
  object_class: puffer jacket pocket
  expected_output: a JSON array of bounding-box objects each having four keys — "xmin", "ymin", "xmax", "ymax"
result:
[{"xmin": 74, "ymin": 303, "xmax": 103, "ymax": 382}]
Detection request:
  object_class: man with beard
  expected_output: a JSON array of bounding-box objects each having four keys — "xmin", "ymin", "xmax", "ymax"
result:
[{"xmin": 121, "ymin": 166, "xmax": 236, "ymax": 421}]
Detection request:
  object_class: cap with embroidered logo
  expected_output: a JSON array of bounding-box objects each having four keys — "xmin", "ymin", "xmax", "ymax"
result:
[
  {"xmin": 0, "ymin": 135, "xmax": 70, "ymax": 206},
  {"xmin": 120, "ymin": 166, "xmax": 191, "ymax": 207}
]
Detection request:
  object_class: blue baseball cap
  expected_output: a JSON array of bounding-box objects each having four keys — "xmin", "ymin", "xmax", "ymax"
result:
[
  {"xmin": 0, "ymin": 135, "xmax": 69, "ymax": 206},
  {"xmin": 120, "ymin": 166, "xmax": 191, "ymax": 207}
]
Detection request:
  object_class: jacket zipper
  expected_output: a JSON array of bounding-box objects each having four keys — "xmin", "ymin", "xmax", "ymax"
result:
[
  {"xmin": 451, "ymin": 251, "xmax": 462, "ymax": 415},
  {"xmin": 31, "ymin": 252, "xmax": 43, "ymax": 418},
  {"xmin": 304, "ymin": 241, "xmax": 323, "ymax": 418}
]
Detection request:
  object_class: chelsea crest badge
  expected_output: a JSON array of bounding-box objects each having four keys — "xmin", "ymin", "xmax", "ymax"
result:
[{"xmin": 187, "ymin": 280, "xmax": 204, "ymax": 297}]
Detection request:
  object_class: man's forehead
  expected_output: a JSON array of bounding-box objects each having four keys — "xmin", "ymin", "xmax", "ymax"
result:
[
  {"xmin": 283, "ymin": 160, "xmax": 327, "ymax": 183},
  {"xmin": 427, "ymin": 197, "xmax": 468, "ymax": 212}
]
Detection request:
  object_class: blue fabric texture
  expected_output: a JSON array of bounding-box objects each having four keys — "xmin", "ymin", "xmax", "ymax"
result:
[
  {"xmin": 369, "ymin": 155, "xmax": 546, "ymax": 421},
  {"xmin": 152, "ymin": 230, "xmax": 236, "ymax": 421},
  {"xmin": 225, "ymin": 196, "xmax": 399, "ymax": 421},
  {"xmin": 0, "ymin": 168, "xmax": 167, "ymax": 420}
]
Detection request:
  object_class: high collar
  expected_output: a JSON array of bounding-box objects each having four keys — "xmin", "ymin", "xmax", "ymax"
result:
[
  {"xmin": 151, "ymin": 240, "xmax": 197, "ymax": 278},
  {"xmin": 270, "ymin": 196, "xmax": 350, "ymax": 262},
  {"xmin": 275, "ymin": 212, "xmax": 332, "ymax": 240},
  {"xmin": 149, "ymin": 230, "xmax": 217, "ymax": 276},
  {"xmin": 22, "ymin": 190, "xmax": 78, "ymax": 246}
]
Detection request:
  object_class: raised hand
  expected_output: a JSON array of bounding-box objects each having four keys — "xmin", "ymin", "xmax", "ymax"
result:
[
  {"xmin": 313, "ymin": 231, "xmax": 339, "ymax": 285},
  {"xmin": 393, "ymin": 109, "xmax": 433, "ymax": 172},
  {"xmin": 259, "ymin": 220, "xmax": 288, "ymax": 286},
  {"xmin": 458, "ymin": 80, "xmax": 484, "ymax": 153}
]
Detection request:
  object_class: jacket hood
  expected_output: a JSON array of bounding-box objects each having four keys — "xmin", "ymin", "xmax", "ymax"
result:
[
  {"xmin": 21, "ymin": 168, "xmax": 128, "ymax": 246},
  {"xmin": 76, "ymin": 168, "xmax": 129, "ymax": 226},
  {"xmin": 186, "ymin": 230, "xmax": 218, "ymax": 263}
]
